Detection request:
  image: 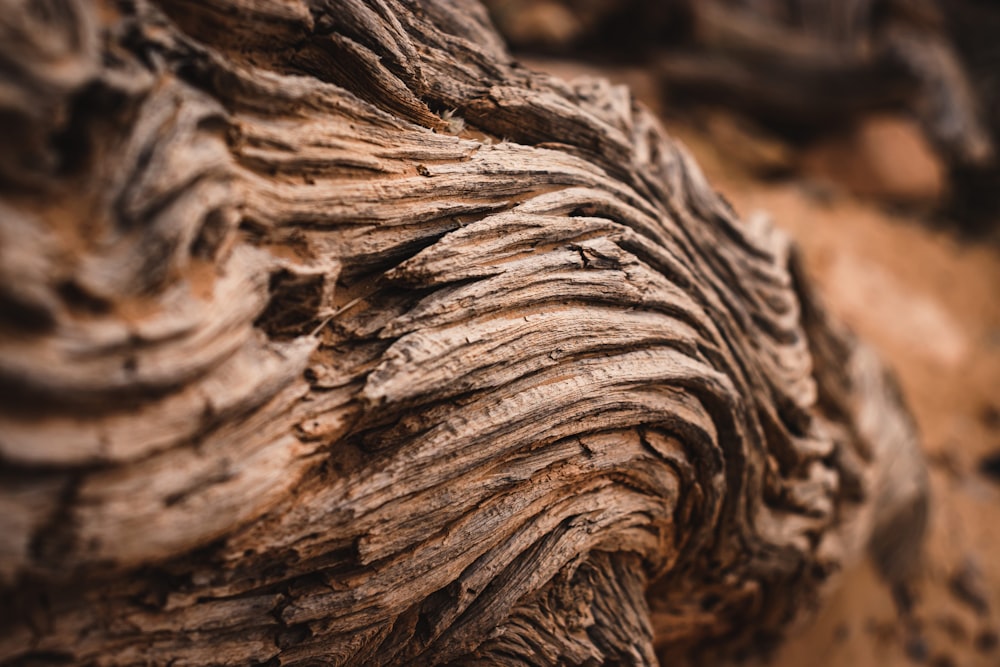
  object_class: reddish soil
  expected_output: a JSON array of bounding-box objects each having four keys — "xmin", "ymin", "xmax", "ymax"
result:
[
  {"xmin": 700, "ymin": 131, "xmax": 1000, "ymax": 667},
  {"xmin": 526, "ymin": 57, "xmax": 1000, "ymax": 667}
]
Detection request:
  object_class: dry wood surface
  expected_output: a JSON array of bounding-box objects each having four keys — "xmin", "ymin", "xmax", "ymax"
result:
[{"xmin": 0, "ymin": 0, "xmax": 928, "ymax": 664}]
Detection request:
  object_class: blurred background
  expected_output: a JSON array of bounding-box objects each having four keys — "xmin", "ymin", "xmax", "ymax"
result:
[{"xmin": 484, "ymin": 1, "xmax": 1000, "ymax": 665}]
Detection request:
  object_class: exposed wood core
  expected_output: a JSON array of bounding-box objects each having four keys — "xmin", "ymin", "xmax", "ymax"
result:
[{"xmin": 0, "ymin": 0, "xmax": 927, "ymax": 665}]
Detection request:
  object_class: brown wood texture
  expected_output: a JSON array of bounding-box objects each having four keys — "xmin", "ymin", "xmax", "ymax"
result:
[{"xmin": 0, "ymin": 1, "xmax": 928, "ymax": 664}]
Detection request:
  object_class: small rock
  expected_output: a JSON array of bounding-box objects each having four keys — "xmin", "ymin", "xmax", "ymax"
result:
[
  {"xmin": 979, "ymin": 451, "xmax": 1000, "ymax": 483},
  {"xmin": 974, "ymin": 628, "xmax": 999, "ymax": 653},
  {"xmin": 800, "ymin": 113, "xmax": 945, "ymax": 204},
  {"xmin": 979, "ymin": 403, "xmax": 1000, "ymax": 430}
]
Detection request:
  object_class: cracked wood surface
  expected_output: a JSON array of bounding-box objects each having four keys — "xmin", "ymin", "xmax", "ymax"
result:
[{"xmin": 0, "ymin": 0, "xmax": 927, "ymax": 664}]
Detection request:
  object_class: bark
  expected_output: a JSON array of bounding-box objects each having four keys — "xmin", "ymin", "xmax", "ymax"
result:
[{"xmin": 0, "ymin": 1, "xmax": 927, "ymax": 665}]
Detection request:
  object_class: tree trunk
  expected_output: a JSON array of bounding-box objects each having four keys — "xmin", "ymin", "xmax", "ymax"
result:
[{"xmin": 0, "ymin": 1, "xmax": 927, "ymax": 665}]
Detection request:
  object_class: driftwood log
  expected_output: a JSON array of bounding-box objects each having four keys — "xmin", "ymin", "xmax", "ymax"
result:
[
  {"xmin": 488, "ymin": 0, "xmax": 1000, "ymax": 227},
  {"xmin": 0, "ymin": 0, "xmax": 927, "ymax": 665},
  {"xmin": 488, "ymin": 0, "xmax": 993, "ymax": 164}
]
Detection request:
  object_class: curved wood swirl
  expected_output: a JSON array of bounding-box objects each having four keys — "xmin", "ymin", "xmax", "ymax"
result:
[{"xmin": 0, "ymin": 0, "xmax": 926, "ymax": 664}]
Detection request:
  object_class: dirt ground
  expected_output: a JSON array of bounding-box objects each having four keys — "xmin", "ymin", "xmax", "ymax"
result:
[{"xmin": 525, "ymin": 57, "xmax": 1000, "ymax": 667}]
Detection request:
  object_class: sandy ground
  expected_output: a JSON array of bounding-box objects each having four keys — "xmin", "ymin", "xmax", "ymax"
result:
[
  {"xmin": 699, "ymin": 135, "xmax": 1000, "ymax": 667},
  {"xmin": 525, "ymin": 57, "xmax": 1000, "ymax": 667}
]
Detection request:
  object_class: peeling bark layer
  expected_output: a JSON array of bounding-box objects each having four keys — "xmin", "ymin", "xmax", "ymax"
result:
[{"xmin": 0, "ymin": 1, "xmax": 926, "ymax": 665}]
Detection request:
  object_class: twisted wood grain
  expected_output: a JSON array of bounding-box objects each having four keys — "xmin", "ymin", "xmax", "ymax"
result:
[{"xmin": 0, "ymin": 0, "xmax": 927, "ymax": 664}]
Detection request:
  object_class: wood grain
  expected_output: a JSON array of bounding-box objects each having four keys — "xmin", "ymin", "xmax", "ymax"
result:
[{"xmin": 0, "ymin": 0, "xmax": 927, "ymax": 664}]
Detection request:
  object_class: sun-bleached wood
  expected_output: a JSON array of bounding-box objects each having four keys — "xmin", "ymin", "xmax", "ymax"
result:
[{"xmin": 0, "ymin": 0, "xmax": 926, "ymax": 664}]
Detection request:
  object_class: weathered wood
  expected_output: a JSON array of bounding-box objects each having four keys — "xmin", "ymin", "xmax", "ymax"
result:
[
  {"xmin": 487, "ymin": 0, "xmax": 997, "ymax": 213},
  {"xmin": 0, "ymin": 0, "xmax": 927, "ymax": 665},
  {"xmin": 665, "ymin": 0, "xmax": 992, "ymax": 166},
  {"xmin": 941, "ymin": 0, "xmax": 1000, "ymax": 229}
]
